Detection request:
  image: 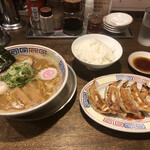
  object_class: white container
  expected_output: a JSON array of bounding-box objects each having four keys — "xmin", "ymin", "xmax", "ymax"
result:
[
  {"xmin": 40, "ymin": 7, "xmax": 54, "ymax": 34},
  {"xmin": 84, "ymin": 0, "xmax": 94, "ymax": 28}
]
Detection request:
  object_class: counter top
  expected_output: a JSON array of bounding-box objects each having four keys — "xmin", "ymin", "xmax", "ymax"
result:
[{"xmin": 0, "ymin": 16, "xmax": 150, "ymax": 150}]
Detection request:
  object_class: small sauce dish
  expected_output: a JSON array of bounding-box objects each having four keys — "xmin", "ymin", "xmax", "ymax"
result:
[{"xmin": 128, "ymin": 51, "xmax": 150, "ymax": 74}]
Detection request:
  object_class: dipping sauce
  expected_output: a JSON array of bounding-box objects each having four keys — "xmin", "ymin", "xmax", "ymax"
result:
[
  {"xmin": 132, "ymin": 56, "xmax": 150, "ymax": 73},
  {"xmin": 63, "ymin": 17, "xmax": 83, "ymax": 35}
]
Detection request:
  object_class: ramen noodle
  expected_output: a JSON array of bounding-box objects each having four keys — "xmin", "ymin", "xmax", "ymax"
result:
[{"xmin": 0, "ymin": 54, "xmax": 62, "ymax": 113}]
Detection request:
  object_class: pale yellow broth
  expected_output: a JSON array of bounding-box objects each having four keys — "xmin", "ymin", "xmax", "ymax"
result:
[{"xmin": 0, "ymin": 54, "xmax": 62, "ymax": 113}]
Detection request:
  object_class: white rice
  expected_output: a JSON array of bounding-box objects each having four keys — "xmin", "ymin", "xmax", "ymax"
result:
[{"xmin": 73, "ymin": 37, "xmax": 116, "ymax": 64}]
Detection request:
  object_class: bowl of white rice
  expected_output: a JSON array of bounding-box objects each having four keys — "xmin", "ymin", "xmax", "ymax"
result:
[{"xmin": 71, "ymin": 34, "xmax": 123, "ymax": 70}]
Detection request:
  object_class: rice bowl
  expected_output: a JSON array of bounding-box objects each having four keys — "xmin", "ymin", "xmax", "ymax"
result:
[{"xmin": 71, "ymin": 34, "xmax": 123, "ymax": 70}]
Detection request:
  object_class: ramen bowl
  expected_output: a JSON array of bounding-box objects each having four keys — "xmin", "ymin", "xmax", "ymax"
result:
[
  {"xmin": 71, "ymin": 34, "xmax": 123, "ymax": 70},
  {"xmin": 0, "ymin": 44, "xmax": 68, "ymax": 117}
]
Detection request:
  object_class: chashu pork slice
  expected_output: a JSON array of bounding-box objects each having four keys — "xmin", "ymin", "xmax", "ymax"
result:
[
  {"xmin": 140, "ymin": 84, "xmax": 150, "ymax": 106},
  {"xmin": 105, "ymin": 80, "xmax": 126, "ymax": 116},
  {"xmin": 118, "ymin": 80, "xmax": 141, "ymax": 116},
  {"xmin": 88, "ymin": 79, "xmax": 113, "ymax": 114},
  {"xmin": 130, "ymin": 82, "xmax": 150, "ymax": 112}
]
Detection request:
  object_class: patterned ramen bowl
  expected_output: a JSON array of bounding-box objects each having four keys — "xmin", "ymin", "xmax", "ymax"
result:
[{"xmin": 0, "ymin": 44, "xmax": 68, "ymax": 117}]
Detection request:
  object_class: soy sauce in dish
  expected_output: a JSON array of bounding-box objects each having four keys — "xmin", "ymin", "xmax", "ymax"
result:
[{"xmin": 132, "ymin": 56, "xmax": 150, "ymax": 73}]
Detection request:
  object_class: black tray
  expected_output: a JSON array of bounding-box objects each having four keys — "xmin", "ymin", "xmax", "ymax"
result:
[{"xmin": 26, "ymin": 24, "xmax": 134, "ymax": 39}]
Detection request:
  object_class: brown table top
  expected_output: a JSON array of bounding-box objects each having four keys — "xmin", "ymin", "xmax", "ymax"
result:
[{"xmin": 0, "ymin": 16, "xmax": 150, "ymax": 150}]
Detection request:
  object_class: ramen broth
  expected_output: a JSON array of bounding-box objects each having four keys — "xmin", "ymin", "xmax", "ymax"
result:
[{"xmin": 0, "ymin": 54, "xmax": 62, "ymax": 113}]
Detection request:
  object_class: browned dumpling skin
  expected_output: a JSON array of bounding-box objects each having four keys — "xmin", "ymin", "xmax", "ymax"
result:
[
  {"xmin": 140, "ymin": 84, "xmax": 150, "ymax": 106},
  {"xmin": 105, "ymin": 80, "xmax": 126, "ymax": 116},
  {"xmin": 88, "ymin": 79, "xmax": 113, "ymax": 114},
  {"xmin": 118, "ymin": 80, "xmax": 141, "ymax": 116},
  {"xmin": 130, "ymin": 82, "xmax": 150, "ymax": 112}
]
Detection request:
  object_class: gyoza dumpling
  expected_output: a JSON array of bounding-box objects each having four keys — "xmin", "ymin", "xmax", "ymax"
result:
[
  {"xmin": 105, "ymin": 80, "xmax": 126, "ymax": 116},
  {"xmin": 130, "ymin": 82, "xmax": 150, "ymax": 112},
  {"xmin": 88, "ymin": 79, "xmax": 113, "ymax": 114},
  {"xmin": 118, "ymin": 80, "xmax": 141, "ymax": 116},
  {"xmin": 140, "ymin": 83, "xmax": 150, "ymax": 106}
]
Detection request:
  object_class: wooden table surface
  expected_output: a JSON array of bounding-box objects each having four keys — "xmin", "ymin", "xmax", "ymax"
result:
[{"xmin": 0, "ymin": 16, "xmax": 150, "ymax": 150}]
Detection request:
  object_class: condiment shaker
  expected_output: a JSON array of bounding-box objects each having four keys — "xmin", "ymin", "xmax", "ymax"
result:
[
  {"xmin": 40, "ymin": 7, "xmax": 54, "ymax": 34},
  {"xmin": 87, "ymin": 14, "xmax": 102, "ymax": 34},
  {"xmin": 53, "ymin": 5, "xmax": 64, "ymax": 30},
  {"xmin": 84, "ymin": 0, "xmax": 94, "ymax": 29},
  {"xmin": 26, "ymin": 0, "xmax": 43, "ymax": 30},
  {"xmin": 46, "ymin": 0, "xmax": 64, "ymax": 30},
  {"xmin": 63, "ymin": 0, "xmax": 83, "ymax": 36}
]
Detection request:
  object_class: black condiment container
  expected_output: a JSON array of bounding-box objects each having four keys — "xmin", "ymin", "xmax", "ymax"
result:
[
  {"xmin": 63, "ymin": 0, "xmax": 83, "ymax": 36},
  {"xmin": 87, "ymin": 14, "xmax": 103, "ymax": 34}
]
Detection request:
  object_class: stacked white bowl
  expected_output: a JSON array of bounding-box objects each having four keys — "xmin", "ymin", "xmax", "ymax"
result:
[{"xmin": 103, "ymin": 12, "xmax": 133, "ymax": 33}]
